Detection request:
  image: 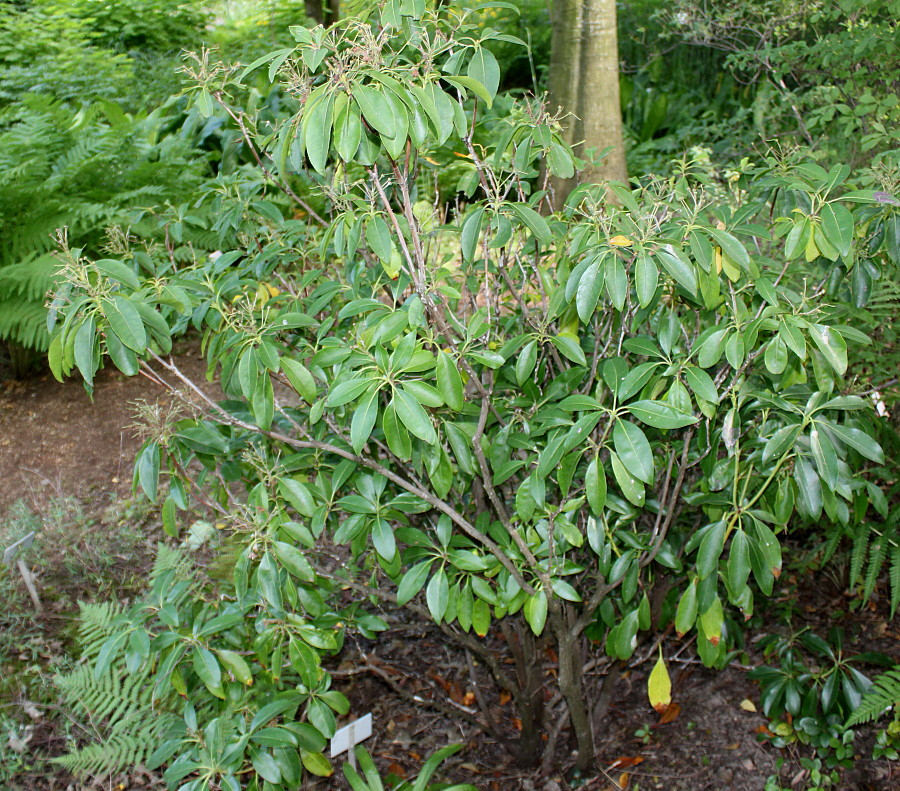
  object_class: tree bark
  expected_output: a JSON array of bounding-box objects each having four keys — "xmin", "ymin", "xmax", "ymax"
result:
[
  {"xmin": 304, "ymin": 0, "xmax": 324, "ymax": 25},
  {"xmin": 325, "ymin": 0, "xmax": 340, "ymax": 26},
  {"xmin": 577, "ymin": 0, "xmax": 628, "ymax": 184},
  {"xmin": 548, "ymin": 0, "xmax": 628, "ymax": 206},
  {"xmin": 548, "ymin": 0, "xmax": 583, "ymax": 203}
]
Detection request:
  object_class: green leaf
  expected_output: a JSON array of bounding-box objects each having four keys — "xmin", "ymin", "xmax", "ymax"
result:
[
  {"xmin": 301, "ymin": 751, "xmax": 333, "ymax": 778},
  {"xmin": 708, "ymin": 228, "xmax": 751, "ymax": 271},
  {"xmin": 466, "ymin": 47, "xmax": 500, "ymax": 101},
  {"xmin": 612, "ymin": 419, "xmax": 654, "ymax": 484},
  {"xmin": 551, "ymin": 334, "xmax": 587, "ymax": 366},
  {"xmin": 585, "ymin": 454, "xmax": 607, "ymax": 515},
  {"xmin": 656, "ymin": 246, "xmax": 697, "ymax": 295},
  {"xmin": 810, "ymin": 425, "xmax": 840, "ymax": 490},
  {"xmin": 765, "ymin": 335, "xmax": 788, "ymax": 375},
  {"xmin": 820, "ymin": 203, "xmax": 853, "ymax": 257},
  {"xmin": 74, "ymin": 315, "xmax": 97, "ymax": 387},
  {"xmin": 727, "ymin": 529, "xmax": 751, "ymax": 594},
  {"xmin": 193, "ymin": 646, "xmax": 225, "ymax": 698},
  {"xmin": 675, "ymin": 579, "xmax": 698, "ymax": 636},
  {"xmin": 136, "ymin": 441, "xmax": 160, "ymax": 502},
  {"xmin": 610, "ymin": 450, "xmax": 645, "ymax": 506},
  {"xmin": 372, "ymin": 518, "xmax": 396, "ymax": 562},
  {"xmin": 273, "ymin": 541, "xmax": 315, "ymax": 582},
  {"xmin": 460, "ymin": 207, "xmax": 485, "ymax": 262},
  {"xmin": 442, "ymin": 74, "xmax": 493, "ymax": 106},
  {"xmin": 304, "ymin": 92, "xmax": 334, "ymax": 174},
  {"xmin": 516, "ymin": 339, "xmax": 538, "ymax": 385},
  {"xmin": 397, "ymin": 561, "xmax": 433, "ymax": 605},
  {"xmin": 523, "ymin": 591, "xmax": 548, "ymax": 635},
  {"xmin": 683, "ymin": 365, "xmax": 718, "ymax": 404},
  {"xmin": 327, "ymin": 377, "xmax": 374, "ymax": 407},
  {"xmin": 696, "ymin": 328, "xmax": 727, "ymax": 368},
  {"xmin": 161, "ymin": 495, "xmax": 178, "ymax": 537},
  {"xmin": 426, "ymin": 567, "xmax": 449, "ymax": 622},
  {"xmin": 436, "ymin": 351, "xmax": 464, "ymax": 410},
  {"xmin": 794, "ymin": 458, "xmax": 823, "ymax": 519},
  {"xmin": 281, "ymin": 358, "xmax": 317, "ymax": 402},
  {"xmin": 606, "ymin": 257, "xmax": 627, "ymax": 311},
  {"xmin": 807, "ymin": 324, "xmax": 847, "ymax": 376},
  {"xmin": 826, "ymin": 423, "xmax": 883, "ymax": 463},
  {"xmin": 217, "ymin": 649, "xmax": 252, "ymax": 685},
  {"xmin": 366, "ymin": 215, "xmax": 393, "ymax": 263},
  {"xmin": 256, "ymin": 552, "xmax": 283, "ymax": 611},
  {"xmin": 506, "ymin": 202, "xmax": 552, "ymax": 245},
  {"xmin": 635, "ymin": 253, "xmax": 658, "ymax": 308},
  {"xmin": 627, "ymin": 400, "xmax": 697, "ymax": 429},
  {"xmin": 394, "ymin": 388, "xmax": 437, "ymax": 444},
  {"xmin": 333, "ymin": 97, "xmax": 363, "ymax": 161},
  {"xmin": 576, "ymin": 259, "xmax": 603, "ymax": 323},
  {"xmin": 280, "ymin": 478, "xmax": 316, "ymax": 517},
  {"xmin": 353, "ymin": 84, "xmax": 396, "ymax": 137},
  {"xmin": 94, "ymin": 259, "xmax": 140, "ymax": 290},
  {"xmin": 696, "ymin": 520, "xmax": 727, "ymax": 580},
  {"xmin": 350, "ymin": 387, "xmax": 380, "ymax": 452}
]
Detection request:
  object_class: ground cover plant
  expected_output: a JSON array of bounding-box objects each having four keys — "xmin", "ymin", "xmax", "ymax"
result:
[{"xmin": 40, "ymin": 2, "xmax": 900, "ymax": 789}]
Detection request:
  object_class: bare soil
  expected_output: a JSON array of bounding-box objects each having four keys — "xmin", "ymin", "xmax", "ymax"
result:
[{"xmin": 0, "ymin": 343, "xmax": 896, "ymax": 791}]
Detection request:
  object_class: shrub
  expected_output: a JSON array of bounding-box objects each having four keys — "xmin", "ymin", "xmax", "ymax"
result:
[{"xmin": 50, "ymin": 2, "xmax": 898, "ymax": 785}]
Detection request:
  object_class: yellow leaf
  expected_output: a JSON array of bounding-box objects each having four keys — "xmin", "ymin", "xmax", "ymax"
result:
[
  {"xmin": 610, "ymin": 235, "xmax": 634, "ymax": 247},
  {"xmin": 740, "ymin": 698, "xmax": 757, "ymax": 712},
  {"xmin": 648, "ymin": 650, "xmax": 672, "ymax": 713}
]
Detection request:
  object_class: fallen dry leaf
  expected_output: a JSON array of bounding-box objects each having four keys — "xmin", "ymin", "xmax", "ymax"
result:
[
  {"xmin": 657, "ymin": 701, "xmax": 681, "ymax": 725},
  {"xmin": 608, "ymin": 755, "xmax": 644, "ymax": 770},
  {"xmin": 740, "ymin": 698, "xmax": 757, "ymax": 712}
]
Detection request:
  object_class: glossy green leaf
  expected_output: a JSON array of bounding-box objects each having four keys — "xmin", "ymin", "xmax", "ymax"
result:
[
  {"xmin": 333, "ymin": 97, "xmax": 363, "ymax": 161},
  {"xmin": 426, "ymin": 566, "xmax": 449, "ymax": 622},
  {"xmin": 820, "ymin": 203, "xmax": 853, "ymax": 257},
  {"xmin": 394, "ymin": 388, "xmax": 437, "ymax": 444},
  {"xmin": 807, "ymin": 324, "xmax": 847, "ymax": 376},
  {"xmin": 523, "ymin": 591, "xmax": 548, "ymax": 635},
  {"xmin": 627, "ymin": 400, "xmax": 697, "ymax": 429},
  {"xmin": 436, "ymin": 351, "xmax": 464, "ymax": 410},
  {"xmin": 466, "ymin": 47, "xmax": 500, "ymax": 100},
  {"xmin": 350, "ymin": 386, "xmax": 380, "ymax": 452},
  {"xmin": 683, "ymin": 365, "xmax": 718, "ymax": 403},
  {"xmin": 353, "ymin": 84, "xmax": 396, "ymax": 137},
  {"xmin": 273, "ymin": 541, "xmax": 315, "ymax": 582},
  {"xmin": 610, "ymin": 450, "xmax": 645, "ymax": 506},
  {"xmin": 696, "ymin": 520, "xmax": 727, "ymax": 580},
  {"xmin": 193, "ymin": 646, "xmax": 224, "ymax": 698},
  {"xmin": 576, "ymin": 259, "xmax": 603, "ymax": 322},
  {"xmin": 585, "ymin": 454, "xmax": 607, "ymax": 515},
  {"xmin": 675, "ymin": 578, "xmax": 698, "ymax": 636},
  {"xmin": 612, "ymin": 419, "xmax": 654, "ymax": 484},
  {"xmin": 635, "ymin": 252, "xmax": 658, "ymax": 308}
]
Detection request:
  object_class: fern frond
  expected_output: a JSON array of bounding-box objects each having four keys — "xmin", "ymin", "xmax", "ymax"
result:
[
  {"xmin": 891, "ymin": 545, "xmax": 900, "ymax": 619},
  {"xmin": 863, "ymin": 537, "xmax": 886, "ymax": 602},
  {"xmin": 847, "ymin": 666, "xmax": 900, "ymax": 726},
  {"xmin": 849, "ymin": 522, "xmax": 871, "ymax": 587}
]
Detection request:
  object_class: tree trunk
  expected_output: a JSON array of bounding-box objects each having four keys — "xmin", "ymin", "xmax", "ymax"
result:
[
  {"xmin": 548, "ymin": 0, "xmax": 628, "ymax": 206},
  {"xmin": 577, "ymin": 0, "xmax": 628, "ymax": 184},
  {"xmin": 548, "ymin": 0, "xmax": 583, "ymax": 204},
  {"xmin": 304, "ymin": 0, "xmax": 324, "ymax": 25},
  {"xmin": 325, "ymin": 0, "xmax": 340, "ymax": 26}
]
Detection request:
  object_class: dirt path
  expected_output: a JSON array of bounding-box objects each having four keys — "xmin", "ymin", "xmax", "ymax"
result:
[{"xmin": 0, "ymin": 339, "xmax": 211, "ymax": 515}]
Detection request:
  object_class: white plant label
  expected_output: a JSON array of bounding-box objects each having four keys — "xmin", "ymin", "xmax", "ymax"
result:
[{"xmin": 329, "ymin": 712, "xmax": 373, "ymax": 767}]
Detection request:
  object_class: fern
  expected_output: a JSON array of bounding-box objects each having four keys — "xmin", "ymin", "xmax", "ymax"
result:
[
  {"xmin": 847, "ymin": 666, "xmax": 900, "ymax": 726},
  {"xmin": 0, "ymin": 94, "xmax": 211, "ymax": 355},
  {"xmin": 52, "ymin": 600, "xmax": 178, "ymax": 779}
]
